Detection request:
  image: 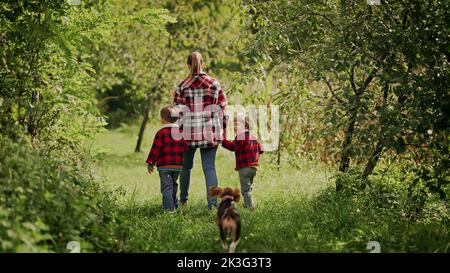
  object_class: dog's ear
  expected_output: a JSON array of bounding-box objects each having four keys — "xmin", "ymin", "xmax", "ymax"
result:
[
  {"xmin": 232, "ymin": 188, "xmax": 241, "ymax": 202},
  {"xmin": 210, "ymin": 186, "xmax": 223, "ymax": 197}
]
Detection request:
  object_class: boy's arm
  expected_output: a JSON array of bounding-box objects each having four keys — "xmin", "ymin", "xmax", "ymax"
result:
[
  {"xmin": 146, "ymin": 131, "xmax": 163, "ymax": 168},
  {"xmin": 222, "ymin": 139, "xmax": 238, "ymax": 151}
]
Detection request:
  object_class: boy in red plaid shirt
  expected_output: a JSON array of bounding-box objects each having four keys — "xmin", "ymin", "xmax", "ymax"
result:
[
  {"xmin": 222, "ymin": 114, "xmax": 264, "ymax": 211},
  {"xmin": 146, "ymin": 106, "xmax": 187, "ymax": 211}
]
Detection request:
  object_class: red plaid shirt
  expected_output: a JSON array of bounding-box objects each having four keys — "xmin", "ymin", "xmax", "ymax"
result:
[
  {"xmin": 146, "ymin": 125, "xmax": 188, "ymax": 168},
  {"xmin": 222, "ymin": 131, "xmax": 264, "ymax": 170},
  {"xmin": 173, "ymin": 72, "xmax": 227, "ymax": 148}
]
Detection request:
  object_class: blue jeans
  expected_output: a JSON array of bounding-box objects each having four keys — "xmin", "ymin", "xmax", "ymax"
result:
[
  {"xmin": 180, "ymin": 146, "xmax": 218, "ymax": 208},
  {"xmin": 159, "ymin": 171, "xmax": 180, "ymax": 211}
]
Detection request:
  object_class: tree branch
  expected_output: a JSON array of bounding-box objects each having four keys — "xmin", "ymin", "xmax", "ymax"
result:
[
  {"xmin": 350, "ymin": 63, "xmax": 357, "ymax": 94},
  {"xmin": 289, "ymin": 11, "xmax": 341, "ymax": 32},
  {"xmin": 322, "ymin": 76, "xmax": 344, "ymax": 103},
  {"xmin": 307, "ymin": 12, "xmax": 341, "ymax": 32}
]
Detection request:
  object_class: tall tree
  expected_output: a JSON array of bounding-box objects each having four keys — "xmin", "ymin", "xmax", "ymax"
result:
[
  {"xmin": 245, "ymin": 0, "xmax": 449, "ymax": 194},
  {"xmin": 133, "ymin": 0, "xmax": 246, "ymax": 152}
]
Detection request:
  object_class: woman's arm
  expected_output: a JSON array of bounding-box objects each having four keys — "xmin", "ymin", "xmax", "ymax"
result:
[
  {"xmin": 212, "ymin": 80, "xmax": 227, "ymax": 135},
  {"xmin": 173, "ymin": 83, "xmax": 185, "ymax": 105},
  {"xmin": 216, "ymin": 83, "xmax": 227, "ymax": 114}
]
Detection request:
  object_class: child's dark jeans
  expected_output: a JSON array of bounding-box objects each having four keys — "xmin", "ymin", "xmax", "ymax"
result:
[{"xmin": 158, "ymin": 170, "xmax": 180, "ymax": 211}]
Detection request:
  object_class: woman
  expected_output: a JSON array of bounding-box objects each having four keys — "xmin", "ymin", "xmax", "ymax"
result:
[{"xmin": 173, "ymin": 51, "xmax": 227, "ymax": 209}]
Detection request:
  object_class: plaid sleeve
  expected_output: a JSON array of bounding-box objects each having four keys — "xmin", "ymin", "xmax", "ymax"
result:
[
  {"xmin": 222, "ymin": 139, "xmax": 238, "ymax": 151},
  {"xmin": 217, "ymin": 82, "xmax": 227, "ymax": 109},
  {"xmin": 146, "ymin": 130, "xmax": 163, "ymax": 166},
  {"xmin": 173, "ymin": 84, "xmax": 185, "ymax": 105},
  {"xmin": 212, "ymin": 80, "xmax": 227, "ymax": 130}
]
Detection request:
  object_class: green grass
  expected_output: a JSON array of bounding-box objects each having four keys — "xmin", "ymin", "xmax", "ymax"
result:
[{"xmin": 89, "ymin": 124, "xmax": 450, "ymax": 253}]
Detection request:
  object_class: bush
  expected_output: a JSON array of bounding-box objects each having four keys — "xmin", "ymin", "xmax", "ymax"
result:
[
  {"xmin": 0, "ymin": 136, "xmax": 121, "ymax": 252},
  {"xmin": 305, "ymin": 172, "xmax": 450, "ymax": 252}
]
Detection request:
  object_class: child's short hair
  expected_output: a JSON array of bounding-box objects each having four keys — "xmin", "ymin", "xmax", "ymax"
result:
[{"xmin": 160, "ymin": 106, "xmax": 178, "ymax": 123}]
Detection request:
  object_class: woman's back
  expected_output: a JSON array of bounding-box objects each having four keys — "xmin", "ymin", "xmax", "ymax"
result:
[
  {"xmin": 174, "ymin": 72, "xmax": 226, "ymax": 148},
  {"xmin": 174, "ymin": 72, "xmax": 225, "ymax": 110}
]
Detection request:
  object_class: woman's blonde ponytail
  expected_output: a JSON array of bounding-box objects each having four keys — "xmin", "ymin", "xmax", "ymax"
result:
[{"xmin": 187, "ymin": 51, "xmax": 203, "ymax": 76}]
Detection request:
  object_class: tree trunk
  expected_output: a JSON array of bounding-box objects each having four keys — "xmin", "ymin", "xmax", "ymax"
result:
[
  {"xmin": 361, "ymin": 139, "xmax": 384, "ymax": 182},
  {"xmin": 360, "ymin": 83, "xmax": 389, "ymax": 183},
  {"xmin": 135, "ymin": 93, "xmax": 153, "ymax": 153},
  {"xmin": 338, "ymin": 99, "xmax": 360, "ymax": 173},
  {"xmin": 277, "ymin": 137, "xmax": 281, "ymax": 171},
  {"xmin": 135, "ymin": 39, "xmax": 173, "ymax": 153},
  {"xmin": 336, "ymin": 64, "xmax": 380, "ymax": 191},
  {"xmin": 335, "ymin": 94, "xmax": 361, "ymax": 191}
]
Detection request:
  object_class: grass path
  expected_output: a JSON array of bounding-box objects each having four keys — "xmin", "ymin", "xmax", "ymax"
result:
[
  {"xmin": 89, "ymin": 124, "xmax": 450, "ymax": 253},
  {"xmin": 90, "ymin": 124, "xmax": 333, "ymax": 252}
]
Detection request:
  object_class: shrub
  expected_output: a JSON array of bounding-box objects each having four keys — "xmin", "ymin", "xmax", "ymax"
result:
[{"xmin": 0, "ymin": 135, "xmax": 121, "ymax": 252}]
